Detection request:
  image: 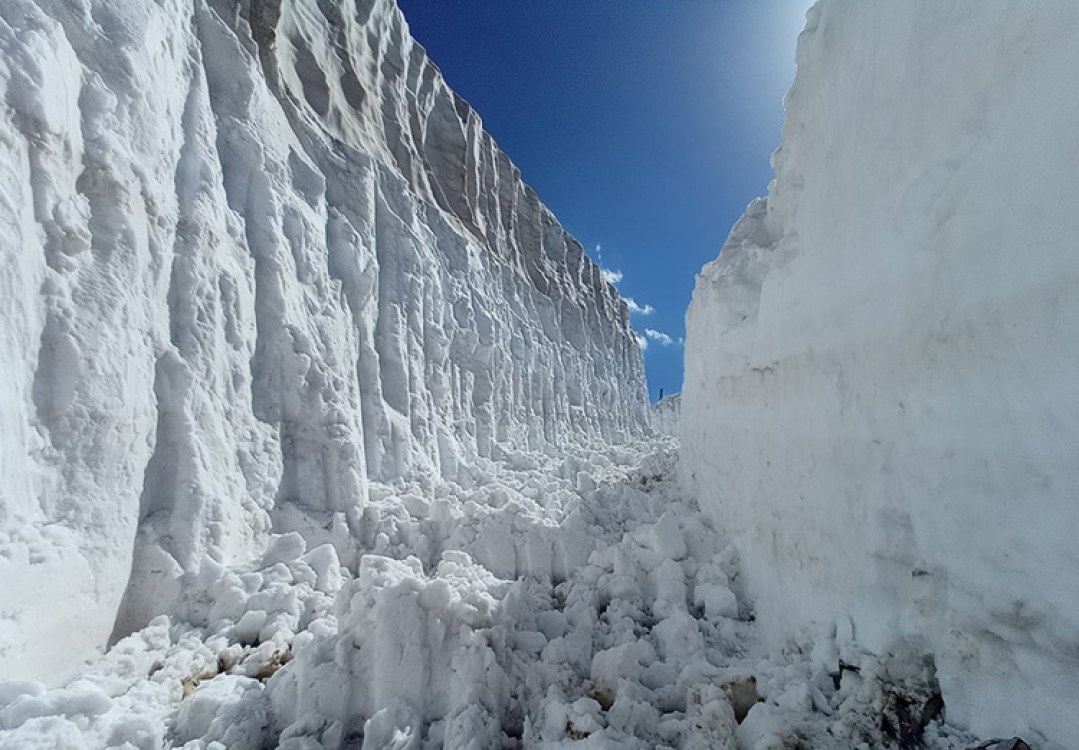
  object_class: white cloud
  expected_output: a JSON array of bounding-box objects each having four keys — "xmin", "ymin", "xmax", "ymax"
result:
[
  {"xmin": 625, "ymin": 297, "xmax": 655, "ymax": 316},
  {"xmin": 644, "ymin": 328, "xmax": 675, "ymax": 346},
  {"xmin": 636, "ymin": 328, "xmax": 683, "ymax": 353},
  {"xmin": 601, "ymin": 267, "xmax": 622, "ymax": 285}
]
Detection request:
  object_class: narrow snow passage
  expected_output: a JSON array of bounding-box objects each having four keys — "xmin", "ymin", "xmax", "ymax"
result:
[{"xmin": 0, "ymin": 442, "xmax": 976, "ymax": 750}]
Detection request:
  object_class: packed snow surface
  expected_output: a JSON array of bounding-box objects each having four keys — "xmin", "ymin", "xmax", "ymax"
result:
[
  {"xmin": 0, "ymin": 0, "xmax": 647, "ymax": 686},
  {"xmin": 682, "ymin": 2, "xmax": 1079, "ymax": 748}
]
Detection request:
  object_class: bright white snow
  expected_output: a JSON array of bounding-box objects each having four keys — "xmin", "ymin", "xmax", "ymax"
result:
[
  {"xmin": 0, "ymin": 444, "xmax": 980, "ymax": 749},
  {"xmin": 682, "ymin": 2, "xmax": 1079, "ymax": 748},
  {"xmin": 0, "ymin": 0, "xmax": 1060, "ymax": 747},
  {"xmin": 649, "ymin": 394, "xmax": 681, "ymax": 438},
  {"xmin": 0, "ymin": 0, "xmax": 647, "ymax": 687}
]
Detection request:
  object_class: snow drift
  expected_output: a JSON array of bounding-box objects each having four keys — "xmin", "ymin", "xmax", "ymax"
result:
[
  {"xmin": 0, "ymin": 0, "xmax": 647, "ymax": 686},
  {"xmin": 682, "ymin": 2, "xmax": 1079, "ymax": 748}
]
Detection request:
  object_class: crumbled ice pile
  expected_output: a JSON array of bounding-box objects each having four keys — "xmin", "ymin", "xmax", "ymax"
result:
[{"xmin": 0, "ymin": 444, "xmax": 980, "ymax": 750}]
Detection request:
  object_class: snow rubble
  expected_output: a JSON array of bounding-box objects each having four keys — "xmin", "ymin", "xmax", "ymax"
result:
[
  {"xmin": 0, "ymin": 444, "xmax": 984, "ymax": 750},
  {"xmin": 683, "ymin": 2, "xmax": 1079, "ymax": 748},
  {"xmin": 0, "ymin": 0, "xmax": 648, "ymax": 688}
]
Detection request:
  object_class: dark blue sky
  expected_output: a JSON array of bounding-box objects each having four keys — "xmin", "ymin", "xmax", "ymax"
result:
[{"xmin": 397, "ymin": 0, "xmax": 809, "ymax": 400}]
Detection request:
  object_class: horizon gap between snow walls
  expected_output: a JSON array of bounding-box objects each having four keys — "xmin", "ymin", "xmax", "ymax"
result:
[
  {"xmin": 681, "ymin": 2, "xmax": 1079, "ymax": 748},
  {"xmin": 0, "ymin": 0, "xmax": 648, "ymax": 685}
]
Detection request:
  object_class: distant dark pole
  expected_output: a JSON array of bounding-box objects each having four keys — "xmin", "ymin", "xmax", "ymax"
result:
[{"xmin": 659, "ymin": 388, "xmax": 664, "ymax": 400}]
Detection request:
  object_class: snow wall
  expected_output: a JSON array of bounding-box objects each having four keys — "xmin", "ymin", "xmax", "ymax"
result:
[
  {"xmin": 682, "ymin": 2, "xmax": 1079, "ymax": 748},
  {"xmin": 649, "ymin": 393, "xmax": 680, "ymax": 437},
  {"xmin": 0, "ymin": 0, "xmax": 648, "ymax": 685}
]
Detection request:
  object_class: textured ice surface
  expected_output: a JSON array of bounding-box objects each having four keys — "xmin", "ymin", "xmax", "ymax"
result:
[
  {"xmin": 0, "ymin": 0, "xmax": 647, "ymax": 686},
  {"xmin": 682, "ymin": 2, "xmax": 1079, "ymax": 748}
]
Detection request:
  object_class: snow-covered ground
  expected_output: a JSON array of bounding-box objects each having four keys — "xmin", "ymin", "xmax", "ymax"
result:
[
  {"xmin": 0, "ymin": 443, "xmax": 983, "ymax": 750},
  {"xmin": 649, "ymin": 394, "xmax": 681, "ymax": 437},
  {"xmin": 683, "ymin": 2, "xmax": 1079, "ymax": 748}
]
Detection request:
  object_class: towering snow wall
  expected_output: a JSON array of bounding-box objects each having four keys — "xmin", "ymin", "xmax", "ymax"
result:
[
  {"xmin": 682, "ymin": 2, "xmax": 1079, "ymax": 747},
  {"xmin": 0, "ymin": 0, "xmax": 648, "ymax": 684}
]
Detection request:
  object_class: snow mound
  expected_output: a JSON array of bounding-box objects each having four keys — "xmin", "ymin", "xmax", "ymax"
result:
[
  {"xmin": 0, "ymin": 0, "xmax": 647, "ymax": 685},
  {"xmin": 682, "ymin": 2, "xmax": 1079, "ymax": 748}
]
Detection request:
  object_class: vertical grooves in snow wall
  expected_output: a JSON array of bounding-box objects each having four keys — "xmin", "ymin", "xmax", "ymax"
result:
[
  {"xmin": 681, "ymin": 2, "xmax": 1079, "ymax": 748},
  {"xmin": 0, "ymin": 0, "xmax": 648, "ymax": 684}
]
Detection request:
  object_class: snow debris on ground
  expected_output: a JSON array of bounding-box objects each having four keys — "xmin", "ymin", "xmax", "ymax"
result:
[{"xmin": 0, "ymin": 442, "xmax": 980, "ymax": 750}]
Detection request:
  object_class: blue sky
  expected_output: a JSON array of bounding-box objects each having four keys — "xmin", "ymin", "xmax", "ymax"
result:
[{"xmin": 397, "ymin": 0, "xmax": 810, "ymax": 401}]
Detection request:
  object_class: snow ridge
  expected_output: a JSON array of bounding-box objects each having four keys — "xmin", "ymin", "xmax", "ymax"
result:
[{"xmin": 0, "ymin": 0, "xmax": 647, "ymax": 686}]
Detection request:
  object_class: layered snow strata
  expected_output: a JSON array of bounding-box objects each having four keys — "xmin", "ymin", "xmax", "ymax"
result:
[
  {"xmin": 0, "ymin": 0, "xmax": 647, "ymax": 686},
  {"xmin": 682, "ymin": 2, "xmax": 1079, "ymax": 748}
]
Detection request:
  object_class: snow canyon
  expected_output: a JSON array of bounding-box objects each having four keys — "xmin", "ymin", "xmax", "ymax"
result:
[{"xmin": 0, "ymin": 1, "xmax": 1076, "ymax": 749}]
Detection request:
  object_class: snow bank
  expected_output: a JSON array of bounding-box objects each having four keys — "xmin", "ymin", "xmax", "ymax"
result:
[
  {"xmin": 0, "ymin": 0, "xmax": 647, "ymax": 685},
  {"xmin": 682, "ymin": 2, "xmax": 1079, "ymax": 748}
]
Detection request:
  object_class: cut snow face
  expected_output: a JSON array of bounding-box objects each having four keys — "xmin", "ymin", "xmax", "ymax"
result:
[
  {"xmin": 0, "ymin": 445, "xmax": 981, "ymax": 750},
  {"xmin": 0, "ymin": 0, "xmax": 648, "ymax": 686},
  {"xmin": 681, "ymin": 1, "xmax": 1079, "ymax": 747}
]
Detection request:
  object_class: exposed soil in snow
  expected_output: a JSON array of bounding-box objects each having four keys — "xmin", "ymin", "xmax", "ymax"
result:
[{"xmin": 0, "ymin": 442, "xmax": 981, "ymax": 750}]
